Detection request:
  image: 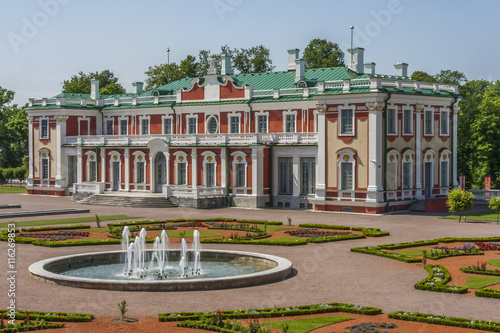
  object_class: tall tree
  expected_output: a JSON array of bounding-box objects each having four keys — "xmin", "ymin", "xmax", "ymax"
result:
[
  {"xmin": 144, "ymin": 62, "xmax": 182, "ymax": 91},
  {"xmin": 435, "ymin": 70, "xmax": 468, "ymax": 85},
  {"xmin": 410, "ymin": 70, "xmax": 435, "ymax": 82},
  {"xmin": 0, "ymin": 87, "xmax": 28, "ymax": 168},
  {"xmin": 303, "ymin": 38, "xmax": 344, "ymax": 69},
  {"xmin": 62, "ymin": 70, "xmax": 126, "ymax": 95}
]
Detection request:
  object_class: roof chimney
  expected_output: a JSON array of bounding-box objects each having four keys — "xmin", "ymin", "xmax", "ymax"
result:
[
  {"xmin": 132, "ymin": 81, "xmax": 144, "ymax": 94},
  {"xmin": 295, "ymin": 58, "xmax": 305, "ymax": 83},
  {"xmin": 221, "ymin": 53, "xmax": 232, "ymax": 75},
  {"xmin": 90, "ymin": 79, "xmax": 99, "ymax": 99},
  {"xmin": 288, "ymin": 48, "xmax": 299, "ymax": 71},
  {"xmin": 347, "ymin": 47, "xmax": 364, "ymax": 74},
  {"xmin": 394, "ymin": 63, "xmax": 408, "ymax": 77},
  {"xmin": 364, "ymin": 62, "xmax": 376, "ymax": 75}
]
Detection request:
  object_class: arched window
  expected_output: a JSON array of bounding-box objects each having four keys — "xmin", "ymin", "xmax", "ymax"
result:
[
  {"xmin": 201, "ymin": 151, "xmax": 217, "ymax": 187},
  {"xmin": 401, "ymin": 150, "xmax": 414, "ymax": 190},
  {"xmin": 39, "ymin": 149, "xmax": 50, "ymax": 179},
  {"xmin": 173, "ymin": 151, "xmax": 188, "ymax": 185},
  {"xmin": 85, "ymin": 151, "xmax": 97, "ymax": 182},
  {"xmin": 133, "ymin": 151, "xmax": 147, "ymax": 184},
  {"xmin": 206, "ymin": 116, "xmax": 218, "ymax": 134},
  {"xmin": 337, "ymin": 149, "xmax": 356, "ymax": 191},
  {"xmin": 439, "ymin": 149, "xmax": 451, "ymax": 187},
  {"xmin": 231, "ymin": 151, "xmax": 247, "ymax": 187},
  {"xmin": 386, "ymin": 150, "xmax": 399, "ymax": 190}
]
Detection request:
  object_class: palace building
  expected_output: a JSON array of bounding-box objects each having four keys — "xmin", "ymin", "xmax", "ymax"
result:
[{"xmin": 25, "ymin": 48, "xmax": 460, "ymax": 213}]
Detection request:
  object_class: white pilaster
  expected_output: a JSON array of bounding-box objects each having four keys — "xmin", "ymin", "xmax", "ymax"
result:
[
  {"xmin": 191, "ymin": 148, "xmax": 197, "ymax": 189},
  {"xmin": 124, "ymin": 148, "xmax": 130, "ymax": 191},
  {"xmin": 165, "ymin": 150, "xmax": 170, "ymax": 186},
  {"xmin": 27, "ymin": 116, "xmax": 34, "ymax": 186},
  {"xmin": 292, "ymin": 154, "xmax": 299, "ymax": 197},
  {"xmin": 453, "ymin": 105, "xmax": 459, "ymax": 186},
  {"xmin": 366, "ymin": 102, "xmax": 384, "ymax": 202},
  {"xmin": 220, "ymin": 148, "xmax": 226, "ymax": 189},
  {"xmin": 55, "ymin": 115, "xmax": 68, "ymax": 186},
  {"xmin": 100, "ymin": 148, "xmax": 106, "ymax": 184},
  {"xmin": 77, "ymin": 146, "xmax": 83, "ymax": 184},
  {"xmin": 415, "ymin": 104, "xmax": 424, "ymax": 199},
  {"xmin": 251, "ymin": 147, "xmax": 264, "ymax": 196},
  {"xmin": 314, "ymin": 104, "xmax": 327, "ymax": 201}
]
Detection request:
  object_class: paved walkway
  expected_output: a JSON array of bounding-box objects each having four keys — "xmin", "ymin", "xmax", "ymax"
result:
[{"xmin": 0, "ymin": 193, "xmax": 498, "ymax": 321}]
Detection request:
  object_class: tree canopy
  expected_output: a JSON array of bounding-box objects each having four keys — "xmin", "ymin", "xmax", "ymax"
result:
[
  {"xmin": 62, "ymin": 70, "xmax": 126, "ymax": 95},
  {"xmin": 0, "ymin": 87, "xmax": 28, "ymax": 168},
  {"xmin": 303, "ymin": 38, "xmax": 345, "ymax": 69}
]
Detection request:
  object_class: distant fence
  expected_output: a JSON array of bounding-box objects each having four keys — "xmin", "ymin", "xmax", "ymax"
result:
[{"xmin": 469, "ymin": 189, "xmax": 500, "ymax": 201}]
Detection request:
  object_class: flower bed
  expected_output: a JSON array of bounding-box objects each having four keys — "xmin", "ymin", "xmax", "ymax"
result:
[
  {"xmin": 159, "ymin": 302, "xmax": 382, "ymax": 322},
  {"xmin": 298, "ymin": 224, "xmax": 350, "ymax": 230},
  {"xmin": 476, "ymin": 242, "xmax": 500, "ymax": 251},
  {"xmin": 388, "ymin": 311, "xmax": 500, "ymax": 332},
  {"xmin": 0, "ymin": 310, "xmax": 94, "ymax": 322},
  {"xmin": 21, "ymin": 225, "xmax": 91, "ymax": 232},
  {"xmin": 414, "ymin": 265, "xmax": 468, "ymax": 294},
  {"xmin": 285, "ymin": 228, "xmax": 352, "ymax": 238},
  {"xmin": 475, "ymin": 288, "xmax": 500, "ymax": 299}
]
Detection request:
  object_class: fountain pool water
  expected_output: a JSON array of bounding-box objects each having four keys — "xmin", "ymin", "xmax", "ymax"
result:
[{"xmin": 28, "ymin": 228, "xmax": 293, "ymax": 291}]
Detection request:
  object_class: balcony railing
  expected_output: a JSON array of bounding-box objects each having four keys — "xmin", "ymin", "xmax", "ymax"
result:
[
  {"xmin": 164, "ymin": 185, "xmax": 225, "ymax": 199},
  {"xmin": 469, "ymin": 189, "xmax": 500, "ymax": 201},
  {"xmin": 64, "ymin": 133, "xmax": 318, "ymax": 147}
]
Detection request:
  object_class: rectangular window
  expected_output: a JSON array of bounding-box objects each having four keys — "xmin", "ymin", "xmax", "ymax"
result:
[
  {"xmin": 278, "ymin": 157, "xmax": 293, "ymax": 194},
  {"xmin": 387, "ymin": 109, "xmax": 396, "ymax": 134},
  {"xmin": 40, "ymin": 119, "xmax": 48, "ymax": 139},
  {"xmin": 163, "ymin": 118, "xmax": 172, "ymax": 134},
  {"xmin": 230, "ymin": 116, "xmax": 240, "ymax": 134},
  {"xmin": 424, "ymin": 110, "xmax": 433, "ymax": 135},
  {"xmin": 403, "ymin": 109, "xmax": 412, "ymax": 134},
  {"xmin": 141, "ymin": 119, "xmax": 149, "ymax": 135},
  {"xmin": 177, "ymin": 163, "xmax": 186, "ymax": 185},
  {"xmin": 402, "ymin": 162, "xmax": 411, "ymax": 189},
  {"xmin": 340, "ymin": 109, "xmax": 353, "ymax": 135},
  {"xmin": 257, "ymin": 115, "xmax": 267, "ymax": 133},
  {"xmin": 235, "ymin": 163, "xmax": 245, "ymax": 187},
  {"xmin": 188, "ymin": 118, "xmax": 197, "ymax": 134},
  {"xmin": 440, "ymin": 161, "xmax": 449, "ymax": 187},
  {"xmin": 89, "ymin": 161, "xmax": 97, "ymax": 182},
  {"xmin": 120, "ymin": 119, "xmax": 127, "ymax": 135},
  {"xmin": 41, "ymin": 159, "xmax": 49, "ymax": 179},
  {"xmin": 137, "ymin": 162, "xmax": 145, "ymax": 183},
  {"xmin": 285, "ymin": 114, "xmax": 295, "ymax": 133},
  {"xmin": 440, "ymin": 111, "xmax": 449, "ymax": 135},
  {"xmin": 206, "ymin": 163, "xmax": 215, "ymax": 187},
  {"xmin": 340, "ymin": 162, "xmax": 353, "ymax": 190},
  {"xmin": 105, "ymin": 119, "xmax": 114, "ymax": 135},
  {"xmin": 300, "ymin": 157, "xmax": 316, "ymax": 195}
]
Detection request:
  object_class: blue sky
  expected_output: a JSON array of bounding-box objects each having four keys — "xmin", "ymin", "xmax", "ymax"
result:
[{"xmin": 1, "ymin": 0, "xmax": 498, "ymax": 106}]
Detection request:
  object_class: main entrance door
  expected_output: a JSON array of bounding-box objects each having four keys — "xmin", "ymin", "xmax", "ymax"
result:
[
  {"xmin": 112, "ymin": 162, "xmax": 120, "ymax": 191},
  {"xmin": 155, "ymin": 153, "xmax": 166, "ymax": 193},
  {"xmin": 67, "ymin": 156, "xmax": 77, "ymax": 186},
  {"xmin": 424, "ymin": 162, "xmax": 432, "ymax": 198}
]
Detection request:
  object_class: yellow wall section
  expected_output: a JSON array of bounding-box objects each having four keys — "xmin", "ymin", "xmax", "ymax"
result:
[{"xmin": 33, "ymin": 125, "xmax": 57, "ymax": 178}]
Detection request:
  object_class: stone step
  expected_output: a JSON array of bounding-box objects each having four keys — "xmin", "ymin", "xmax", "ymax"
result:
[
  {"xmin": 409, "ymin": 200, "xmax": 426, "ymax": 211},
  {"xmin": 78, "ymin": 194, "xmax": 176, "ymax": 208}
]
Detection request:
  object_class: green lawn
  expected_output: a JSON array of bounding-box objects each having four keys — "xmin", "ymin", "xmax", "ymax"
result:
[
  {"xmin": 487, "ymin": 259, "xmax": 500, "ymax": 268},
  {"xmin": 0, "ymin": 185, "xmax": 26, "ymax": 194},
  {"xmin": 443, "ymin": 210, "xmax": 500, "ymax": 221},
  {"xmin": 0, "ymin": 215, "xmax": 140, "ymax": 228},
  {"xmin": 156, "ymin": 231, "xmax": 220, "ymax": 238},
  {"xmin": 261, "ymin": 316, "xmax": 352, "ymax": 333},
  {"xmin": 464, "ymin": 276, "xmax": 500, "ymax": 289},
  {"xmin": 394, "ymin": 248, "xmax": 426, "ymax": 256}
]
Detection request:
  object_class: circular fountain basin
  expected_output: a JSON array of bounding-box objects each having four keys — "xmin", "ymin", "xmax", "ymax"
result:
[{"xmin": 29, "ymin": 250, "xmax": 293, "ymax": 291}]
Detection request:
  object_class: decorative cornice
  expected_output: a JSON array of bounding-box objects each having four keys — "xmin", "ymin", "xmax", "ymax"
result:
[
  {"xmin": 365, "ymin": 102, "xmax": 384, "ymax": 111},
  {"xmin": 55, "ymin": 115, "xmax": 69, "ymax": 122}
]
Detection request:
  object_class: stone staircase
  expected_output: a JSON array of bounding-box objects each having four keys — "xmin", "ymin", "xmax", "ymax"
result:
[
  {"xmin": 409, "ymin": 199, "xmax": 426, "ymax": 212},
  {"xmin": 77, "ymin": 194, "xmax": 177, "ymax": 208}
]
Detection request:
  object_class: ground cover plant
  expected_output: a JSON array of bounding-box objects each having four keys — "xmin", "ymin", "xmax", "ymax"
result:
[{"xmin": 0, "ymin": 185, "xmax": 26, "ymax": 194}]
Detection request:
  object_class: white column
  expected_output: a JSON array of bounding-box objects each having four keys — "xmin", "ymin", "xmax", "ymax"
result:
[
  {"xmin": 314, "ymin": 105, "xmax": 327, "ymax": 201},
  {"xmin": 165, "ymin": 150, "xmax": 170, "ymax": 186},
  {"xmin": 55, "ymin": 115, "xmax": 68, "ymax": 187},
  {"xmin": 77, "ymin": 146, "xmax": 83, "ymax": 184},
  {"xmin": 366, "ymin": 102, "xmax": 384, "ymax": 202},
  {"xmin": 100, "ymin": 148, "xmax": 106, "ymax": 185},
  {"xmin": 220, "ymin": 148, "xmax": 226, "ymax": 189},
  {"xmin": 27, "ymin": 116, "xmax": 34, "ymax": 186},
  {"xmin": 124, "ymin": 148, "xmax": 130, "ymax": 191},
  {"xmin": 415, "ymin": 104, "xmax": 424, "ymax": 199},
  {"xmin": 453, "ymin": 105, "xmax": 459, "ymax": 186},
  {"xmin": 251, "ymin": 147, "xmax": 264, "ymax": 197},
  {"xmin": 292, "ymin": 153, "xmax": 299, "ymax": 197},
  {"xmin": 191, "ymin": 148, "xmax": 197, "ymax": 189}
]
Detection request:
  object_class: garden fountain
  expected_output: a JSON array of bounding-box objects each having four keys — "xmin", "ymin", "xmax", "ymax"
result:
[{"xmin": 29, "ymin": 228, "xmax": 293, "ymax": 291}]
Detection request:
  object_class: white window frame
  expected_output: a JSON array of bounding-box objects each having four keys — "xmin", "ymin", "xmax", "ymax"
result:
[
  {"xmin": 283, "ymin": 110, "xmax": 297, "ymax": 133},
  {"xmin": 277, "ymin": 156, "xmax": 294, "ymax": 195},
  {"xmin": 205, "ymin": 115, "xmax": 218, "ymax": 134},
  {"xmin": 85, "ymin": 151, "xmax": 97, "ymax": 182},
  {"xmin": 255, "ymin": 110, "xmax": 268, "ymax": 134},
  {"xmin": 424, "ymin": 108, "xmax": 433, "ymax": 136},
  {"xmin": 339, "ymin": 107, "xmax": 355, "ymax": 135},
  {"xmin": 173, "ymin": 151, "xmax": 188, "ymax": 185},
  {"xmin": 78, "ymin": 116, "xmax": 90, "ymax": 136},
  {"xmin": 439, "ymin": 150, "xmax": 451, "ymax": 187},
  {"xmin": 187, "ymin": 115, "xmax": 198, "ymax": 134},
  {"xmin": 119, "ymin": 117, "xmax": 128, "ymax": 135},
  {"xmin": 39, "ymin": 149, "xmax": 50, "ymax": 179},
  {"xmin": 105, "ymin": 118, "xmax": 114, "ymax": 135},
  {"xmin": 403, "ymin": 107, "xmax": 413, "ymax": 135},
  {"xmin": 300, "ymin": 156, "xmax": 316, "ymax": 195},
  {"xmin": 386, "ymin": 151, "xmax": 399, "ymax": 190},
  {"xmin": 337, "ymin": 149, "xmax": 356, "ymax": 191},
  {"xmin": 139, "ymin": 116, "xmax": 150, "ymax": 135},
  {"xmin": 108, "ymin": 151, "xmax": 122, "ymax": 188},
  {"xmin": 440, "ymin": 108, "xmax": 449, "ymax": 136},
  {"xmin": 162, "ymin": 115, "xmax": 173, "ymax": 135},
  {"xmin": 40, "ymin": 117, "xmax": 49, "ymax": 139},
  {"xmin": 133, "ymin": 151, "xmax": 147, "ymax": 184},
  {"xmin": 401, "ymin": 152, "xmax": 414, "ymax": 190},
  {"xmin": 201, "ymin": 151, "xmax": 217, "ymax": 187},
  {"xmin": 231, "ymin": 151, "xmax": 248, "ymax": 188},
  {"xmin": 229, "ymin": 112, "xmax": 241, "ymax": 134},
  {"xmin": 387, "ymin": 108, "xmax": 397, "ymax": 135}
]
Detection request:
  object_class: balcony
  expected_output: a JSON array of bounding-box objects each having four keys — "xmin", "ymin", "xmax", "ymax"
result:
[{"xmin": 64, "ymin": 133, "xmax": 318, "ymax": 147}]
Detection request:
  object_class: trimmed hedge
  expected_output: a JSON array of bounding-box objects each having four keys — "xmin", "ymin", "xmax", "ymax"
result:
[
  {"xmin": 159, "ymin": 302, "xmax": 382, "ymax": 322},
  {"xmin": 351, "ymin": 246, "xmax": 421, "ymax": 263},
  {"xmin": 306, "ymin": 234, "xmax": 365, "ymax": 243},
  {"xmin": 0, "ymin": 309, "xmax": 94, "ymax": 322},
  {"xmin": 460, "ymin": 267, "xmax": 500, "ymax": 276},
  {"xmin": 21, "ymin": 225, "xmax": 91, "ymax": 232},
  {"xmin": 109, "ymin": 218, "xmax": 282, "ymax": 228},
  {"xmin": 0, "ymin": 321, "xmax": 63, "ymax": 332},
  {"xmin": 475, "ymin": 288, "xmax": 500, "ymax": 299},
  {"xmin": 352, "ymin": 227, "xmax": 390, "ymax": 237},
  {"xmin": 298, "ymin": 224, "xmax": 350, "ymax": 230},
  {"xmin": 31, "ymin": 239, "xmax": 122, "ymax": 247},
  {"xmin": 388, "ymin": 311, "xmax": 500, "ymax": 332},
  {"xmin": 297, "ymin": 224, "xmax": 390, "ymax": 237},
  {"xmin": 414, "ymin": 265, "xmax": 468, "ymax": 294},
  {"xmin": 177, "ymin": 321, "xmax": 238, "ymax": 333},
  {"xmin": 200, "ymin": 237, "xmax": 307, "ymax": 246}
]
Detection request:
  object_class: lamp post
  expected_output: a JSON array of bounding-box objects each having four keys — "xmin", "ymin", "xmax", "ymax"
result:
[{"xmin": 166, "ymin": 47, "xmax": 170, "ymax": 83}]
